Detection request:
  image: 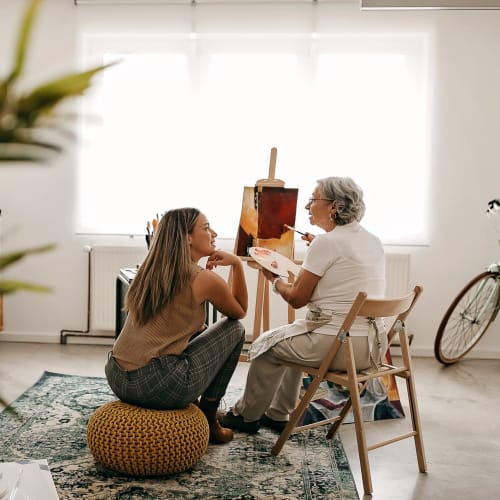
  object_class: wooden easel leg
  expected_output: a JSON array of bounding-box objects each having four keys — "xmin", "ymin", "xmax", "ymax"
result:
[
  {"xmin": 254, "ymin": 268, "xmax": 294, "ymax": 339},
  {"xmin": 253, "ymin": 269, "xmax": 266, "ymax": 341},
  {"xmin": 263, "ymin": 275, "xmax": 270, "ymax": 332}
]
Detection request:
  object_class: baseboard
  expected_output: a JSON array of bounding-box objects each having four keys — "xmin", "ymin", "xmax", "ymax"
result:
[
  {"xmin": 0, "ymin": 330, "xmax": 114, "ymax": 345},
  {"xmin": 1, "ymin": 332, "xmax": 499, "ymax": 359},
  {"xmin": 390, "ymin": 345, "xmax": 500, "ymax": 360}
]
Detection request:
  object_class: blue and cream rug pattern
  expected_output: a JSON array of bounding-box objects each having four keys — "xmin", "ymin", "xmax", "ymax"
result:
[{"xmin": 0, "ymin": 371, "xmax": 359, "ymax": 499}]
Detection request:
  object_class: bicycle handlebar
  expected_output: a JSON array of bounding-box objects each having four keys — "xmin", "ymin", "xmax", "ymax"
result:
[
  {"xmin": 487, "ymin": 199, "xmax": 500, "ymax": 237},
  {"xmin": 487, "ymin": 199, "xmax": 500, "ymax": 213}
]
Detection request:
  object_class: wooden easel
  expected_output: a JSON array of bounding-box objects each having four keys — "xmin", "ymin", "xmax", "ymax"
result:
[{"xmin": 239, "ymin": 147, "xmax": 297, "ymax": 359}]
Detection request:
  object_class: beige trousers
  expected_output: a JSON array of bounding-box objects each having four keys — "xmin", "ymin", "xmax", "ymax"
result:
[{"xmin": 233, "ymin": 332, "xmax": 387, "ymax": 422}]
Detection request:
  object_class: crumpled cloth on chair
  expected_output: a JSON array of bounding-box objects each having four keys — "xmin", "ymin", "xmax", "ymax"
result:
[{"xmin": 248, "ymin": 305, "xmax": 385, "ymax": 363}]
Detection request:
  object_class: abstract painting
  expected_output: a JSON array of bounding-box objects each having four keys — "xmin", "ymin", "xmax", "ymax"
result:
[{"xmin": 235, "ymin": 186, "xmax": 298, "ymax": 259}]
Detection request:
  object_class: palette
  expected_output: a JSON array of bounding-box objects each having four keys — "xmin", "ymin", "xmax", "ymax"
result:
[{"xmin": 249, "ymin": 246, "xmax": 302, "ymax": 277}]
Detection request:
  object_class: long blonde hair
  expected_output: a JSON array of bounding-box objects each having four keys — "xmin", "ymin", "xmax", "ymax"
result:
[{"xmin": 125, "ymin": 207, "xmax": 201, "ymax": 326}]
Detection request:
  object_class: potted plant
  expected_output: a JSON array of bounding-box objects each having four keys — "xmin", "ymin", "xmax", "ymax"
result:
[{"xmin": 0, "ymin": 0, "xmax": 113, "ymax": 408}]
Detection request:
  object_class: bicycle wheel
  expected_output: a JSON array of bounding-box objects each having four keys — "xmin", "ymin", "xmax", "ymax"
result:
[{"xmin": 434, "ymin": 271, "xmax": 500, "ymax": 365}]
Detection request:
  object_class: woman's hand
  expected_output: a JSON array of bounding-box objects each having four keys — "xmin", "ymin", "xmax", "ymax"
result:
[
  {"xmin": 262, "ymin": 268, "xmax": 279, "ymax": 282},
  {"xmin": 302, "ymin": 233, "xmax": 315, "ymax": 246},
  {"xmin": 199, "ymin": 250, "xmax": 247, "ymax": 318},
  {"xmin": 206, "ymin": 250, "xmax": 241, "ymax": 270}
]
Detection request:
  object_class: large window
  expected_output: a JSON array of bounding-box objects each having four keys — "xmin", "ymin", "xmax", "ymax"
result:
[{"xmin": 77, "ymin": 26, "xmax": 429, "ymax": 245}]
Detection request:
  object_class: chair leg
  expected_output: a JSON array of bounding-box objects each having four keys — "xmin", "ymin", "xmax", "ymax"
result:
[
  {"xmin": 271, "ymin": 374, "xmax": 324, "ymax": 456},
  {"xmin": 326, "ymin": 396, "xmax": 352, "ymax": 439},
  {"xmin": 399, "ymin": 331, "xmax": 427, "ymax": 472},
  {"xmin": 326, "ymin": 381, "xmax": 367, "ymax": 439},
  {"xmin": 345, "ymin": 340, "xmax": 373, "ymax": 496}
]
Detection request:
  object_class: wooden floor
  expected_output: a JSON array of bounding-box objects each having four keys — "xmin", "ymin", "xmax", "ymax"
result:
[{"xmin": 1, "ymin": 341, "xmax": 499, "ymax": 500}]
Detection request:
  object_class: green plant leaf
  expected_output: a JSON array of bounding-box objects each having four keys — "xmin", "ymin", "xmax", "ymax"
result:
[
  {"xmin": 0, "ymin": 244, "xmax": 55, "ymax": 271},
  {"xmin": 0, "ymin": 280, "xmax": 52, "ymax": 295},
  {"xmin": 0, "ymin": 80, "xmax": 7, "ymax": 107},
  {"xmin": 0, "ymin": 142, "xmax": 62, "ymax": 162},
  {"xmin": 16, "ymin": 63, "xmax": 115, "ymax": 126},
  {"xmin": 0, "ymin": 397, "xmax": 18, "ymax": 416},
  {"xmin": 6, "ymin": 0, "xmax": 41, "ymax": 86}
]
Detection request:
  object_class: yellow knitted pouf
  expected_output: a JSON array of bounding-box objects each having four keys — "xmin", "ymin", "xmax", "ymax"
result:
[{"xmin": 87, "ymin": 400, "xmax": 209, "ymax": 476}]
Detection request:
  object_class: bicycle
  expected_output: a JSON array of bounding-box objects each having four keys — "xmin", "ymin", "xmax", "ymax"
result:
[{"xmin": 434, "ymin": 198, "xmax": 500, "ymax": 365}]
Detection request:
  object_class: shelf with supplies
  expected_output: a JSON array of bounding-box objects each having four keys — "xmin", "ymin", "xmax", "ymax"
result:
[{"xmin": 115, "ymin": 267, "xmax": 137, "ymax": 337}]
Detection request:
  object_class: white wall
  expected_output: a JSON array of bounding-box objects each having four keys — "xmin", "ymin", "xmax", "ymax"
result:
[{"xmin": 1, "ymin": 0, "xmax": 500, "ymax": 358}]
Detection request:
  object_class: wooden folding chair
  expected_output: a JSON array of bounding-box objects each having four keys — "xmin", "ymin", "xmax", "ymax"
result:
[{"xmin": 271, "ymin": 286, "xmax": 426, "ymax": 496}]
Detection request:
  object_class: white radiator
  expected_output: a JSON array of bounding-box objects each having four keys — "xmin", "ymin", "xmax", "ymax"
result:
[
  {"xmin": 89, "ymin": 245, "xmax": 147, "ymax": 331},
  {"xmin": 385, "ymin": 253, "xmax": 410, "ymax": 298},
  {"xmin": 88, "ymin": 247, "xmax": 410, "ymax": 332}
]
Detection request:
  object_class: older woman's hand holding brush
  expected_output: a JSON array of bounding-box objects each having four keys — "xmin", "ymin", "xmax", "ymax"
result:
[{"xmin": 284, "ymin": 224, "xmax": 315, "ymax": 245}]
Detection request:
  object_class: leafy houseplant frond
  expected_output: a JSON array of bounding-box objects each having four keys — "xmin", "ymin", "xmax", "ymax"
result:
[
  {"xmin": 0, "ymin": 244, "xmax": 55, "ymax": 272},
  {"xmin": 14, "ymin": 63, "xmax": 115, "ymax": 128},
  {"xmin": 0, "ymin": 0, "xmax": 115, "ymax": 161},
  {"xmin": 0, "ymin": 244, "xmax": 55, "ymax": 294},
  {"xmin": 0, "ymin": 0, "xmax": 114, "ymax": 407},
  {"xmin": 5, "ymin": 0, "xmax": 40, "ymax": 86},
  {"xmin": 0, "ymin": 280, "xmax": 52, "ymax": 295}
]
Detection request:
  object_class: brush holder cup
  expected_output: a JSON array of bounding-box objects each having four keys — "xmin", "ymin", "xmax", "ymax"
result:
[{"xmin": 87, "ymin": 400, "xmax": 209, "ymax": 476}]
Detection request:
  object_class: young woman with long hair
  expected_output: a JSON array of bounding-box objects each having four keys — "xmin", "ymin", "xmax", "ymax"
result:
[{"xmin": 106, "ymin": 207, "xmax": 248, "ymax": 444}]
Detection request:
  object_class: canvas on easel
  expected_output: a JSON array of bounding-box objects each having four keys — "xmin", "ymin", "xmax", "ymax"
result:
[
  {"xmin": 235, "ymin": 186, "xmax": 298, "ymax": 259},
  {"xmin": 235, "ymin": 149, "xmax": 298, "ymax": 260},
  {"xmin": 234, "ymin": 148, "xmax": 299, "ymax": 345}
]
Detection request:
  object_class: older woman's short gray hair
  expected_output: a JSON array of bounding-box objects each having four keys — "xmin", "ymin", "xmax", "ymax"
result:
[{"xmin": 317, "ymin": 176, "xmax": 366, "ymax": 225}]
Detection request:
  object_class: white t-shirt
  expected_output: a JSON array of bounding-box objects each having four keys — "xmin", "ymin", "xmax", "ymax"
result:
[
  {"xmin": 249, "ymin": 221, "xmax": 386, "ymax": 360},
  {"xmin": 301, "ymin": 221, "xmax": 385, "ymax": 336},
  {"xmin": 303, "ymin": 221, "xmax": 385, "ymax": 311}
]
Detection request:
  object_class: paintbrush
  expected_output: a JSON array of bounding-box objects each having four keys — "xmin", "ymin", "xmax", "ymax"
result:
[
  {"xmin": 284, "ymin": 224, "xmax": 308, "ymax": 237},
  {"xmin": 146, "ymin": 221, "xmax": 151, "ymax": 249}
]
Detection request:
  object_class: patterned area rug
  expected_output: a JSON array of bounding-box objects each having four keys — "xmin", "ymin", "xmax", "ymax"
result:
[
  {"xmin": 300, "ymin": 350, "xmax": 404, "ymax": 425},
  {"xmin": 0, "ymin": 372, "xmax": 359, "ymax": 500}
]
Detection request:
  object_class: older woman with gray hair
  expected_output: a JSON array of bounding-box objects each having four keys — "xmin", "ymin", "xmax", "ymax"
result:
[{"xmin": 220, "ymin": 176, "xmax": 386, "ymax": 434}]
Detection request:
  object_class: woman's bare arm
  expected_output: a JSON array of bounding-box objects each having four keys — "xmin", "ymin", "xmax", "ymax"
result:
[
  {"xmin": 262, "ymin": 267, "xmax": 320, "ymax": 309},
  {"xmin": 193, "ymin": 251, "xmax": 248, "ymax": 319}
]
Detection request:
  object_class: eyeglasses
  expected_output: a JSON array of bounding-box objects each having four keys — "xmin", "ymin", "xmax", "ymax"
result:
[{"xmin": 308, "ymin": 198, "xmax": 334, "ymax": 205}]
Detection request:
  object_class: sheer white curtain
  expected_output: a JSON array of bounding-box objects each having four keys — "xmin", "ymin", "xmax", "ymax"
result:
[{"xmin": 76, "ymin": 5, "xmax": 430, "ymax": 245}]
